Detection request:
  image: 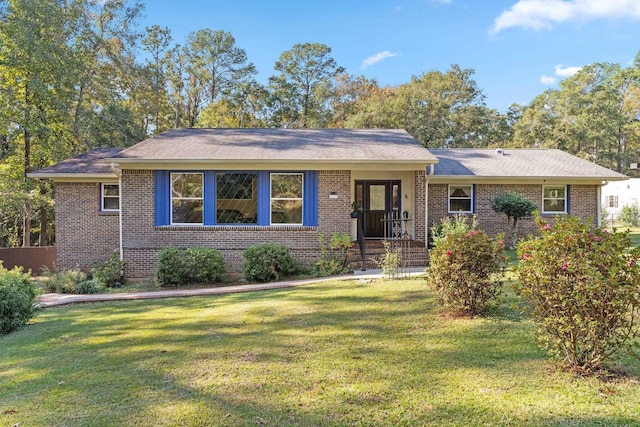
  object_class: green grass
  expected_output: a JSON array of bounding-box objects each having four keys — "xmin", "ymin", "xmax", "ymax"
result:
[{"xmin": 2, "ymin": 279, "xmax": 640, "ymax": 426}]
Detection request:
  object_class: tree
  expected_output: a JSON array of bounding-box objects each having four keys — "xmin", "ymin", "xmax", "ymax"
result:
[
  {"xmin": 344, "ymin": 65, "xmax": 505, "ymax": 147},
  {"xmin": 0, "ymin": 0, "xmax": 143, "ymax": 247},
  {"xmin": 490, "ymin": 192, "xmax": 537, "ymax": 250},
  {"xmin": 512, "ymin": 61, "xmax": 640, "ymax": 173},
  {"xmin": 142, "ymin": 25, "xmax": 172, "ymax": 134},
  {"xmin": 182, "ymin": 29, "xmax": 256, "ymax": 126},
  {"xmin": 394, "ymin": 66, "xmax": 495, "ymax": 147},
  {"xmin": 268, "ymin": 43, "xmax": 343, "ymax": 128}
]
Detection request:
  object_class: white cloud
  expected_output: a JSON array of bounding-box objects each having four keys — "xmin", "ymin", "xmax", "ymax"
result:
[
  {"xmin": 554, "ymin": 64, "xmax": 581, "ymax": 77},
  {"xmin": 540, "ymin": 75, "xmax": 557, "ymax": 84},
  {"xmin": 491, "ymin": 0, "xmax": 640, "ymax": 33},
  {"xmin": 361, "ymin": 51, "xmax": 400, "ymax": 69},
  {"xmin": 539, "ymin": 63, "xmax": 582, "ymax": 85}
]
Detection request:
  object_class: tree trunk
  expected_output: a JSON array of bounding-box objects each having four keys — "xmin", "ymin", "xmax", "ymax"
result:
[
  {"xmin": 509, "ymin": 217, "xmax": 519, "ymax": 250},
  {"xmin": 39, "ymin": 204, "xmax": 48, "ymax": 246},
  {"xmin": 22, "ymin": 200, "xmax": 31, "ymax": 247}
]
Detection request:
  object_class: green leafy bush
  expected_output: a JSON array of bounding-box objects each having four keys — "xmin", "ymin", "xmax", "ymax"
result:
[
  {"xmin": 516, "ymin": 214, "xmax": 640, "ymax": 375},
  {"xmin": 155, "ymin": 247, "xmax": 226, "ymax": 287},
  {"xmin": 428, "ymin": 217, "xmax": 505, "ymax": 316},
  {"xmin": 429, "ymin": 214, "xmax": 478, "ymax": 247},
  {"xmin": 41, "ymin": 267, "xmax": 88, "ymax": 294},
  {"xmin": 490, "ymin": 191, "xmax": 537, "ymax": 249},
  {"xmin": 243, "ymin": 243, "xmax": 297, "ymax": 282},
  {"xmin": 314, "ymin": 232, "xmax": 353, "ymax": 276},
  {"xmin": 91, "ymin": 251, "xmax": 124, "ymax": 288},
  {"xmin": 0, "ymin": 264, "xmax": 37, "ymax": 334},
  {"xmin": 73, "ymin": 279, "xmax": 102, "ymax": 295},
  {"xmin": 620, "ymin": 204, "xmax": 639, "ymax": 227}
]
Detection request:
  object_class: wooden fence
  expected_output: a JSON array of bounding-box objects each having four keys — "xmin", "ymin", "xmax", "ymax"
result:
[{"xmin": 0, "ymin": 246, "xmax": 56, "ymax": 276}]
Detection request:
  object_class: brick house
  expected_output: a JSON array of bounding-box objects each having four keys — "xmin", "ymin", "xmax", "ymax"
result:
[{"xmin": 29, "ymin": 128, "xmax": 626, "ymax": 278}]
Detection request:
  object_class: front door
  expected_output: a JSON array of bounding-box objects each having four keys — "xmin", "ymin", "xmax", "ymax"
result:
[{"xmin": 355, "ymin": 180, "xmax": 401, "ymax": 238}]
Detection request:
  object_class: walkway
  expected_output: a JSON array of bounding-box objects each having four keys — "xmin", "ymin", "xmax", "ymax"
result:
[{"xmin": 36, "ymin": 268, "xmax": 427, "ymax": 307}]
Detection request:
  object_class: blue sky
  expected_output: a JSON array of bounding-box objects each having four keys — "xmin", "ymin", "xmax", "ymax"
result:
[{"xmin": 141, "ymin": 0, "xmax": 640, "ymax": 112}]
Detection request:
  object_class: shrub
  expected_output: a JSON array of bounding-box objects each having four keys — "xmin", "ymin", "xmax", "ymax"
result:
[
  {"xmin": 74, "ymin": 279, "xmax": 102, "ymax": 295},
  {"xmin": 155, "ymin": 247, "xmax": 226, "ymax": 287},
  {"xmin": 377, "ymin": 240, "xmax": 402, "ymax": 279},
  {"xmin": 619, "ymin": 204, "xmax": 639, "ymax": 227},
  {"xmin": 314, "ymin": 232, "xmax": 353, "ymax": 276},
  {"xmin": 428, "ymin": 217, "xmax": 506, "ymax": 316},
  {"xmin": 490, "ymin": 191, "xmax": 537, "ymax": 249},
  {"xmin": 187, "ymin": 247, "xmax": 226, "ymax": 284},
  {"xmin": 41, "ymin": 267, "xmax": 88, "ymax": 294},
  {"xmin": 91, "ymin": 251, "xmax": 124, "ymax": 288},
  {"xmin": 243, "ymin": 243, "xmax": 297, "ymax": 282},
  {"xmin": 516, "ymin": 214, "xmax": 640, "ymax": 375},
  {"xmin": 429, "ymin": 214, "xmax": 478, "ymax": 247},
  {"xmin": 0, "ymin": 264, "xmax": 37, "ymax": 334}
]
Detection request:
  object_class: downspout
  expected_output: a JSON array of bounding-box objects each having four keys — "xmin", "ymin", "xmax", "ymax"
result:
[
  {"xmin": 597, "ymin": 182, "xmax": 605, "ymax": 227},
  {"xmin": 424, "ymin": 164, "xmax": 434, "ymax": 246},
  {"xmin": 111, "ymin": 163, "xmax": 123, "ymax": 263}
]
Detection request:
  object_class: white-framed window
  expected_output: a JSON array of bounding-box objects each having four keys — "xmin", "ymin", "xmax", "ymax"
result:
[
  {"xmin": 101, "ymin": 183, "xmax": 120, "ymax": 212},
  {"xmin": 608, "ymin": 195, "xmax": 619, "ymax": 208},
  {"xmin": 171, "ymin": 173, "xmax": 203, "ymax": 224},
  {"xmin": 448, "ymin": 184, "xmax": 473, "ymax": 213},
  {"xmin": 270, "ymin": 173, "xmax": 303, "ymax": 224},
  {"xmin": 542, "ymin": 185, "xmax": 567, "ymax": 214}
]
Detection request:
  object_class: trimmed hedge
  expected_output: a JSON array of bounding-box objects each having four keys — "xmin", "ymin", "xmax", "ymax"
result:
[
  {"xmin": 156, "ymin": 247, "xmax": 226, "ymax": 287},
  {"xmin": 243, "ymin": 243, "xmax": 297, "ymax": 282}
]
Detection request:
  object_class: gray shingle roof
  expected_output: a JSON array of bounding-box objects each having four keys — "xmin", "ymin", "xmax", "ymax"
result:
[
  {"xmin": 28, "ymin": 147, "xmax": 122, "ymax": 178},
  {"xmin": 429, "ymin": 148, "xmax": 626, "ymax": 180},
  {"xmin": 108, "ymin": 128, "xmax": 438, "ymax": 164}
]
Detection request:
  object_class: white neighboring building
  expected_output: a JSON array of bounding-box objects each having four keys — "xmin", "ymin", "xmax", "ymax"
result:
[{"xmin": 601, "ymin": 178, "xmax": 639, "ymax": 222}]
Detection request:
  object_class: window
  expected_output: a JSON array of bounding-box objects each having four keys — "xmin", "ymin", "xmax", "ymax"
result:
[
  {"xmin": 216, "ymin": 173, "xmax": 258, "ymax": 224},
  {"xmin": 542, "ymin": 185, "xmax": 567, "ymax": 214},
  {"xmin": 155, "ymin": 171, "xmax": 317, "ymax": 227},
  {"xmin": 271, "ymin": 173, "xmax": 303, "ymax": 224},
  {"xmin": 608, "ymin": 195, "xmax": 619, "ymax": 208},
  {"xmin": 171, "ymin": 173, "xmax": 203, "ymax": 224},
  {"xmin": 448, "ymin": 184, "xmax": 473, "ymax": 213},
  {"xmin": 101, "ymin": 183, "xmax": 120, "ymax": 211}
]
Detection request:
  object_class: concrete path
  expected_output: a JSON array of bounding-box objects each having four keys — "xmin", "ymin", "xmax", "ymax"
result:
[{"xmin": 36, "ymin": 268, "xmax": 427, "ymax": 307}]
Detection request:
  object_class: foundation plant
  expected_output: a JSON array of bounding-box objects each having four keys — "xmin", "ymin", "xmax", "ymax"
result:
[
  {"xmin": 428, "ymin": 215, "xmax": 506, "ymax": 316},
  {"xmin": 516, "ymin": 214, "xmax": 640, "ymax": 375}
]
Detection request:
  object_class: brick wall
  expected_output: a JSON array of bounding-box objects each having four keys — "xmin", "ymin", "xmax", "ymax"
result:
[
  {"xmin": 121, "ymin": 169, "xmax": 353, "ymax": 278},
  {"xmin": 428, "ymin": 183, "xmax": 599, "ymax": 240},
  {"xmin": 55, "ymin": 182, "xmax": 120, "ymax": 271}
]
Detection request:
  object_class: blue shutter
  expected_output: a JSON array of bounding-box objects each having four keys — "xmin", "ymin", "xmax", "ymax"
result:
[
  {"xmin": 257, "ymin": 171, "xmax": 271, "ymax": 225},
  {"xmin": 472, "ymin": 184, "xmax": 476, "ymax": 214},
  {"xmin": 304, "ymin": 171, "xmax": 318, "ymax": 226},
  {"xmin": 203, "ymin": 171, "xmax": 216, "ymax": 225},
  {"xmin": 566, "ymin": 185, "xmax": 570, "ymax": 214},
  {"xmin": 154, "ymin": 171, "xmax": 170, "ymax": 226}
]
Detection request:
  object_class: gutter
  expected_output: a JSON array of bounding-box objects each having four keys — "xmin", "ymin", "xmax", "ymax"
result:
[{"xmin": 110, "ymin": 163, "xmax": 124, "ymax": 264}]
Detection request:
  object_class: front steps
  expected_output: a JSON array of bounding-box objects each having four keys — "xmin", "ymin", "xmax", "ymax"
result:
[{"xmin": 347, "ymin": 239, "xmax": 429, "ymax": 271}]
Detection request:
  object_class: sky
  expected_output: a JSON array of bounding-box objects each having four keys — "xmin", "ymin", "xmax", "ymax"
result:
[{"xmin": 141, "ymin": 0, "xmax": 640, "ymax": 112}]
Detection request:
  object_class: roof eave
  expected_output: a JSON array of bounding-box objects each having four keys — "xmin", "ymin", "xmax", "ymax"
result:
[
  {"xmin": 27, "ymin": 172, "xmax": 118, "ymax": 181},
  {"xmin": 428, "ymin": 175, "xmax": 627, "ymax": 184}
]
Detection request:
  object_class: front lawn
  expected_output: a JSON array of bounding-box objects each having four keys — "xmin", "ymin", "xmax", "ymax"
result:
[{"xmin": 2, "ymin": 279, "xmax": 640, "ymax": 426}]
